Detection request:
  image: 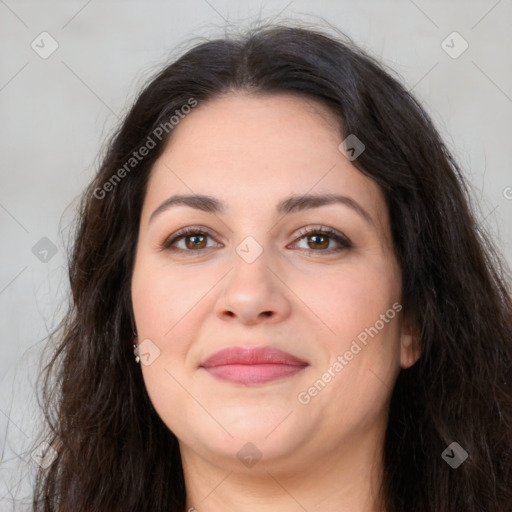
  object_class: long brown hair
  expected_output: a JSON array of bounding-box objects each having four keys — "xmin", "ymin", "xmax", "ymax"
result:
[{"xmin": 33, "ymin": 23, "xmax": 512, "ymax": 511}]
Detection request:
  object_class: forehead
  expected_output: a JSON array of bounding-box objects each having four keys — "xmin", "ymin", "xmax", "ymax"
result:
[{"xmin": 142, "ymin": 92, "xmax": 386, "ymax": 228}]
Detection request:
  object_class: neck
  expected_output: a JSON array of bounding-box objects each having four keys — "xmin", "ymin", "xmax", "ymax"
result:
[{"xmin": 181, "ymin": 425, "xmax": 387, "ymax": 512}]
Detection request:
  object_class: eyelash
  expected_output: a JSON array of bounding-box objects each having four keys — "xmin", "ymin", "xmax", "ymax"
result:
[{"xmin": 161, "ymin": 225, "xmax": 353, "ymax": 255}]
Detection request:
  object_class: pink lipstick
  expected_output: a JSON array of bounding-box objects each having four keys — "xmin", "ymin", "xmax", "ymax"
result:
[{"xmin": 200, "ymin": 346, "xmax": 308, "ymax": 385}]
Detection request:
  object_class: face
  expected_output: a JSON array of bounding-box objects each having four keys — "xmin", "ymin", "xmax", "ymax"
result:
[{"xmin": 131, "ymin": 92, "xmax": 419, "ymax": 472}]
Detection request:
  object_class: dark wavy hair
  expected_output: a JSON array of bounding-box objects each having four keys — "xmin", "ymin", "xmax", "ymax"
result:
[{"xmin": 32, "ymin": 22, "xmax": 512, "ymax": 512}]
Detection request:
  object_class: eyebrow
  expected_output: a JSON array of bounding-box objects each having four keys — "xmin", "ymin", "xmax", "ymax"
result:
[{"xmin": 148, "ymin": 193, "xmax": 374, "ymax": 226}]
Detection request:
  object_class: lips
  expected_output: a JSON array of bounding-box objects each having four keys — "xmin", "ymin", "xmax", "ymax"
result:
[
  {"xmin": 200, "ymin": 346, "xmax": 308, "ymax": 385},
  {"xmin": 201, "ymin": 346, "xmax": 307, "ymax": 367}
]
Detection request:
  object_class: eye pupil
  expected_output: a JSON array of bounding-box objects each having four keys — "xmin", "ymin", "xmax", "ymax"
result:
[
  {"xmin": 186, "ymin": 234, "xmax": 206, "ymax": 249},
  {"xmin": 308, "ymin": 234, "xmax": 329, "ymax": 249}
]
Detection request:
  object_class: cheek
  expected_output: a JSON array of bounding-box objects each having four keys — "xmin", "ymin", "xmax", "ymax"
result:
[
  {"xmin": 301, "ymin": 316, "xmax": 401, "ymax": 434},
  {"xmin": 132, "ymin": 262, "xmax": 200, "ymax": 434},
  {"xmin": 131, "ymin": 256, "xmax": 205, "ymax": 339},
  {"xmin": 140, "ymin": 364, "xmax": 199, "ymax": 440},
  {"xmin": 294, "ymin": 258, "xmax": 402, "ymax": 402},
  {"xmin": 294, "ymin": 259, "xmax": 401, "ymax": 341},
  {"xmin": 131, "ymin": 255, "xmax": 209, "ymax": 391}
]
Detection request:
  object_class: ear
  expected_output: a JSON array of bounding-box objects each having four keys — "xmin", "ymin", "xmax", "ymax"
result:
[{"xmin": 400, "ymin": 314, "xmax": 421, "ymax": 369}]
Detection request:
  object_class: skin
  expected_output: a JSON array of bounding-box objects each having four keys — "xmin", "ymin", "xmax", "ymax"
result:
[{"xmin": 131, "ymin": 92, "xmax": 421, "ymax": 512}]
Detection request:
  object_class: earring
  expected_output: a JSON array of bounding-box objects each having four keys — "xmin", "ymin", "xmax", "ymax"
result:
[{"xmin": 130, "ymin": 308, "xmax": 140, "ymax": 364}]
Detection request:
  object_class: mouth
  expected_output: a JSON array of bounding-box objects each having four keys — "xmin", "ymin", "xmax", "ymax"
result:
[{"xmin": 200, "ymin": 346, "xmax": 309, "ymax": 385}]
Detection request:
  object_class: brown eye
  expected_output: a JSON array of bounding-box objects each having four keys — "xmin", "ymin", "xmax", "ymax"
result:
[
  {"xmin": 306, "ymin": 233, "xmax": 330, "ymax": 250},
  {"xmin": 291, "ymin": 227, "xmax": 352, "ymax": 255},
  {"xmin": 182, "ymin": 233, "xmax": 208, "ymax": 250},
  {"xmin": 162, "ymin": 228, "xmax": 219, "ymax": 252}
]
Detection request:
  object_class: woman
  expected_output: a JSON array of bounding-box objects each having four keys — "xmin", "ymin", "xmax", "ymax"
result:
[{"xmin": 33, "ymin": 23, "xmax": 512, "ymax": 511}]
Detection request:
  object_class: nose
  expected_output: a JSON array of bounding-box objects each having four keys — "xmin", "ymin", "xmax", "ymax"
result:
[{"xmin": 214, "ymin": 244, "xmax": 291, "ymax": 326}]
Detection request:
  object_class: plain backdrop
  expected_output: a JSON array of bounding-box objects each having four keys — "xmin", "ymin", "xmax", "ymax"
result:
[{"xmin": 1, "ymin": 0, "xmax": 511, "ymax": 508}]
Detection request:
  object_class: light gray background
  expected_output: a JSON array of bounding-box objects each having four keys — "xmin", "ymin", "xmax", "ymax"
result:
[{"xmin": 1, "ymin": 0, "xmax": 511, "ymax": 508}]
